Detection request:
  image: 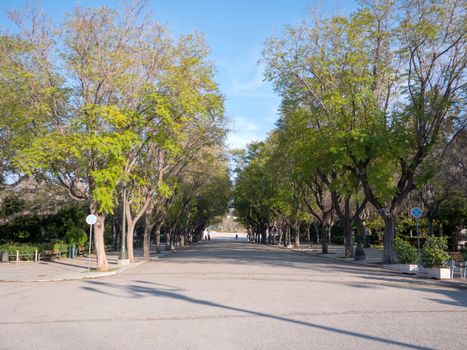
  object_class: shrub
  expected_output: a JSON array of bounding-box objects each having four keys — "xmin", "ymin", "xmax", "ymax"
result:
[
  {"xmin": 65, "ymin": 227, "xmax": 87, "ymax": 248},
  {"xmin": 420, "ymin": 236, "xmax": 450, "ymax": 268},
  {"xmin": 394, "ymin": 238, "xmax": 418, "ymax": 264},
  {"xmin": 0, "ymin": 243, "xmax": 40, "ymax": 260},
  {"xmin": 39, "ymin": 240, "xmax": 68, "ymax": 252},
  {"xmin": 52, "ymin": 241, "xmax": 68, "ymax": 252}
]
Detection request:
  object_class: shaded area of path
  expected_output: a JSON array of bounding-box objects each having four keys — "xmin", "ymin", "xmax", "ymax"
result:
[
  {"xmin": 0, "ymin": 246, "xmax": 169, "ymax": 282},
  {"xmin": 0, "ymin": 240, "xmax": 466, "ymax": 349}
]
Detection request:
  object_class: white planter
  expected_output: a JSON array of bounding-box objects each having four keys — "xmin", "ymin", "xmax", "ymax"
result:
[
  {"xmin": 399, "ymin": 264, "xmax": 418, "ymax": 274},
  {"xmin": 427, "ymin": 267, "xmax": 451, "ymax": 280}
]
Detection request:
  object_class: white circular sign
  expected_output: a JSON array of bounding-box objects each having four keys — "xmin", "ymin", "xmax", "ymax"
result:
[
  {"xmin": 411, "ymin": 207, "xmax": 422, "ymax": 219},
  {"xmin": 86, "ymin": 214, "xmax": 97, "ymax": 225}
]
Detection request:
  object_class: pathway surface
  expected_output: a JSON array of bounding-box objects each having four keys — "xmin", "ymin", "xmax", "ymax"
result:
[{"xmin": 0, "ymin": 235, "xmax": 466, "ymax": 349}]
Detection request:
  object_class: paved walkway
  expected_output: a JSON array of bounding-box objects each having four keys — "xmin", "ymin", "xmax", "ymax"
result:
[
  {"xmin": 0, "ymin": 235, "xmax": 466, "ymax": 349},
  {"xmin": 0, "ymin": 247, "xmax": 169, "ymax": 282}
]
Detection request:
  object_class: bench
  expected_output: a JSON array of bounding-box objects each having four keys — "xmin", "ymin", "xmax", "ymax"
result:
[{"xmin": 41, "ymin": 250, "xmax": 68, "ymax": 260}]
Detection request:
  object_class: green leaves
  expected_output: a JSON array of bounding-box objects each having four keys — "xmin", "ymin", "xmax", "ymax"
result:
[
  {"xmin": 393, "ymin": 238, "xmax": 418, "ymax": 264},
  {"xmin": 420, "ymin": 236, "xmax": 450, "ymax": 268}
]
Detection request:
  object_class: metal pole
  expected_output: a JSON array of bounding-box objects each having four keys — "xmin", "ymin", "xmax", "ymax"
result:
[
  {"xmin": 120, "ymin": 186, "xmax": 127, "ymax": 259},
  {"xmin": 88, "ymin": 224, "xmax": 93, "ymax": 272},
  {"xmin": 416, "ymin": 219, "xmax": 420, "ymax": 255}
]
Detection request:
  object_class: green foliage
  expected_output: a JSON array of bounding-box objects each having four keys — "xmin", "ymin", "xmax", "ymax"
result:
[
  {"xmin": 0, "ymin": 194, "xmax": 26, "ymax": 218},
  {"xmin": 38, "ymin": 240, "xmax": 68, "ymax": 252},
  {"xmin": 393, "ymin": 238, "xmax": 418, "ymax": 264},
  {"xmin": 52, "ymin": 241, "xmax": 68, "ymax": 252},
  {"xmin": 420, "ymin": 236, "xmax": 450, "ymax": 268},
  {"xmin": 0, "ymin": 204, "xmax": 87, "ymax": 244},
  {"xmin": 0, "ymin": 243, "xmax": 39, "ymax": 257},
  {"xmin": 65, "ymin": 227, "xmax": 88, "ymax": 248}
]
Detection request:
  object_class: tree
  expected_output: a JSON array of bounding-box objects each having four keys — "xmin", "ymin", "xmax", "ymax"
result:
[
  {"xmin": 6, "ymin": 2, "xmax": 228, "ymax": 270},
  {"xmin": 262, "ymin": 0, "xmax": 466, "ymax": 263}
]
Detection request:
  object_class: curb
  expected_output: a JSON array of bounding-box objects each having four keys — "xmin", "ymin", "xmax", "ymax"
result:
[{"xmin": 0, "ymin": 270, "xmax": 118, "ymax": 283}]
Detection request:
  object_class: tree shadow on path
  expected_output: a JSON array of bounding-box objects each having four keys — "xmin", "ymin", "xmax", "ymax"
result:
[{"xmin": 81, "ymin": 279, "xmax": 433, "ymax": 350}]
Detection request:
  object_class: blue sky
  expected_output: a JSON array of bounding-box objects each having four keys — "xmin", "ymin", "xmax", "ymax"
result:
[{"xmin": 0, "ymin": 0, "xmax": 357, "ymax": 150}]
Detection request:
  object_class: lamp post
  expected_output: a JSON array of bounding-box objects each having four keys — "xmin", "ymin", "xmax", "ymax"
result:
[{"xmin": 118, "ymin": 183, "xmax": 129, "ymax": 266}]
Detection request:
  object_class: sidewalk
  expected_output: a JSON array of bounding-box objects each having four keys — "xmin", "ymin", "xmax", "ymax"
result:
[
  {"xmin": 0, "ymin": 246, "xmax": 171, "ymax": 282},
  {"xmin": 290, "ymin": 243, "xmax": 467, "ymax": 287},
  {"xmin": 295, "ymin": 244, "xmax": 384, "ymax": 265}
]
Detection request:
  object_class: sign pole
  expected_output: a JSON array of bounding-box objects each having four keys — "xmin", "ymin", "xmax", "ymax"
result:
[
  {"xmin": 86, "ymin": 214, "xmax": 98, "ymax": 273},
  {"xmin": 416, "ymin": 218, "xmax": 420, "ymax": 255},
  {"xmin": 88, "ymin": 224, "xmax": 93, "ymax": 272},
  {"xmin": 410, "ymin": 207, "xmax": 422, "ymax": 255}
]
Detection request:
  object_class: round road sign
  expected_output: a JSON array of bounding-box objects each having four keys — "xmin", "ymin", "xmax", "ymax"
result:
[
  {"xmin": 86, "ymin": 214, "xmax": 97, "ymax": 225},
  {"xmin": 411, "ymin": 207, "xmax": 422, "ymax": 219}
]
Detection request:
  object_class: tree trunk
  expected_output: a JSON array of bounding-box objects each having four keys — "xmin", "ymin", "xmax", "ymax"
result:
[
  {"xmin": 143, "ymin": 203, "xmax": 155, "ymax": 258},
  {"xmin": 126, "ymin": 221, "xmax": 136, "ymax": 262},
  {"xmin": 143, "ymin": 216, "xmax": 153, "ymax": 258},
  {"xmin": 111, "ymin": 216, "xmax": 118, "ymax": 251},
  {"xmin": 427, "ymin": 216, "xmax": 434, "ymax": 236},
  {"xmin": 320, "ymin": 225, "xmax": 328, "ymax": 254},
  {"xmin": 382, "ymin": 213, "xmax": 397, "ymax": 264},
  {"xmin": 286, "ymin": 226, "xmax": 292, "ymax": 248},
  {"xmin": 343, "ymin": 219, "xmax": 353, "ymax": 258},
  {"xmin": 165, "ymin": 231, "xmax": 171, "ymax": 251},
  {"xmin": 307, "ymin": 223, "xmax": 311, "ymax": 249},
  {"xmin": 262, "ymin": 226, "xmax": 267, "ymax": 244},
  {"xmin": 155, "ymin": 222, "xmax": 162, "ymax": 253},
  {"xmin": 294, "ymin": 222, "xmax": 300, "ymax": 248},
  {"xmin": 89, "ymin": 201, "xmax": 108, "ymax": 271}
]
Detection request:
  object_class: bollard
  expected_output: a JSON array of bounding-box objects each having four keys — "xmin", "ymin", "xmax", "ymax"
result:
[
  {"xmin": 34, "ymin": 249, "xmax": 38, "ymax": 262},
  {"xmin": 16, "ymin": 250, "xmax": 19, "ymax": 263}
]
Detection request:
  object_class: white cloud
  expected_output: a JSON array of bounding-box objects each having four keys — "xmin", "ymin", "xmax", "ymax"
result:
[
  {"xmin": 219, "ymin": 46, "xmax": 281, "ymax": 150},
  {"xmin": 226, "ymin": 115, "xmax": 275, "ymax": 150}
]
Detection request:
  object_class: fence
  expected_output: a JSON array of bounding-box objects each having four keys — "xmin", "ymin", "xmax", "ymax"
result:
[{"xmin": 1, "ymin": 249, "xmax": 68, "ymax": 263}]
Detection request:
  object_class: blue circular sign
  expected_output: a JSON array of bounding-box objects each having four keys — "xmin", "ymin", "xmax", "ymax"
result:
[{"xmin": 411, "ymin": 207, "xmax": 422, "ymax": 219}]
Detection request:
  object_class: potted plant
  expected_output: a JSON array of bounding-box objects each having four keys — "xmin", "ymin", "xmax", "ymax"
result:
[
  {"xmin": 420, "ymin": 236, "xmax": 450, "ymax": 279},
  {"xmin": 394, "ymin": 237, "xmax": 418, "ymax": 274}
]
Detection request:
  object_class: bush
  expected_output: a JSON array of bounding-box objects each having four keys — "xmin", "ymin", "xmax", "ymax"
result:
[
  {"xmin": 65, "ymin": 227, "xmax": 87, "ymax": 248},
  {"xmin": 420, "ymin": 236, "xmax": 450, "ymax": 268},
  {"xmin": 394, "ymin": 238, "xmax": 418, "ymax": 264},
  {"xmin": 52, "ymin": 241, "xmax": 68, "ymax": 252},
  {"xmin": 0, "ymin": 243, "xmax": 40, "ymax": 260},
  {"xmin": 40, "ymin": 240, "xmax": 68, "ymax": 252}
]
